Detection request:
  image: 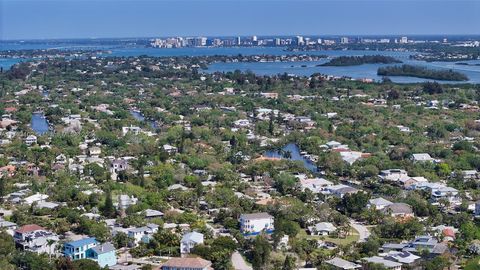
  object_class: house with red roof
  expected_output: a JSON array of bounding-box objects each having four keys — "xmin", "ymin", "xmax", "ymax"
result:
[{"xmin": 14, "ymin": 224, "xmax": 59, "ymax": 255}]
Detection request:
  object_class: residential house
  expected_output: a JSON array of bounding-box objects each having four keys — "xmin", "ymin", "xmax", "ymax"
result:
[
  {"xmin": 63, "ymin": 237, "xmax": 98, "ymax": 260},
  {"xmin": 89, "ymin": 147, "xmax": 102, "ymax": 156},
  {"xmin": 0, "ymin": 218, "xmax": 17, "ymax": 234},
  {"xmin": 326, "ymin": 184, "xmax": 359, "ymax": 198},
  {"xmin": 117, "ymin": 195, "xmax": 138, "ymax": 210},
  {"xmin": 233, "ymin": 119, "xmax": 250, "ymax": 128},
  {"xmin": 308, "ymin": 222, "xmax": 337, "ymax": 236},
  {"xmin": 362, "ymin": 256, "xmax": 402, "ymax": 270},
  {"xmin": 299, "ymin": 177, "xmax": 333, "ymax": 193},
  {"xmin": 368, "ymin": 197, "xmax": 393, "ymax": 210},
  {"xmin": 23, "ymin": 193, "xmax": 48, "ymax": 206},
  {"xmin": 259, "ymin": 92, "xmax": 278, "ymax": 99},
  {"xmin": 180, "ymin": 232, "xmax": 204, "ymax": 254},
  {"xmin": 0, "ymin": 165, "xmax": 16, "ymax": 177},
  {"xmin": 143, "ymin": 209, "xmax": 164, "ymax": 220},
  {"xmin": 85, "ymin": 242, "xmax": 117, "ymax": 267},
  {"xmin": 128, "ymin": 224, "xmax": 159, "ymax": 245},
  {"xmin": 122, "ymin": 126, "xmax": 141, "ymax": 136},
  {"xmin": 161, "ymin": 257, "xmax": 213, "ymax": 270},
  {"xmin": 475, "ymin": 200, "xmax": 480, "ymax": 216},
  {"xmin": 403, "ymin": 236, "xmax": 444, "ymax": 255},
  {"xmin": 324, "ymin": 257, "xmax": 361, "ymax": 269},
  {"xmin": 430, "ymin": 186, "xmax": 460, "ymax": 206},
  {"xmin": 383, "ymin": 251, "xmax": 421, "ymax": 268},
  {"xmin": 14, "ymin": 224, "xmax": 59, "ymax": 255},
  {"xmin": 411, "ymin": 153, "xmax": 436, "ymax": 163},
  {"xmin": 379, "ymin": 169, "xmax": 409, "ymax": 182},
  {"xmin": 239, "ymin": 212, "xmax": 274, "ymax": 236},
  {"xmin": 163, "ymin": 144, "xmax": 178, "ymax": 155},
  {"xmin": 110, "ymin": 159, "xmax": 129, "ymax": 175},
  {"xmin": 25, "ymin": 135, "xmax": 37, "ymax": 145},
  {"xmin": 381, "ymin": 203, "xmax": 414, "ymax": 219}
]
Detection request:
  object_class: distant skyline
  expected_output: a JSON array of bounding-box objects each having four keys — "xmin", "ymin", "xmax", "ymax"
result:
[{"xmin": 1, "ymin": 0, "xmax": 480, "ymax": 40}]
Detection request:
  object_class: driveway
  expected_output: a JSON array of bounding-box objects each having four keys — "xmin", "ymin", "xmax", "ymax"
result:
[
  {"xmin": 231, "ymin": 251, "xmax": 252, "ymax": 270},
  {"xmin": 350, "ymin": 220, "xmax": 371, "ymax": 242}
]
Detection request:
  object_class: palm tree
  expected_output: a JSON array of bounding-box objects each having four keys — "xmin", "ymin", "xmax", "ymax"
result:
[{"xmin": 47, "ymin": 239, "xmax": 56, "ymax": 262}]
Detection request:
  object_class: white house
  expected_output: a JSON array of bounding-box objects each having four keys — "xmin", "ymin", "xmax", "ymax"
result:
[
  {"xmin": 308, "ymin": 222, "xmax": 337, "ymax": 236},
  {"xmin": 180, "ymin": 232, "xmax": 204, "ymax": 254},
  {"xmin": 299, "ymin": 177, "xmax": 333, "ymax": 193},
  {"xmin": 25, "ymin": 135, "xmax": 37, "ymax": 145},
  {"xmin": 127, "ymin": 224, "xmax": 159, "ymax": 245},
  {"xmin": 412, "ymin": 153, "xmax": 436, "ymax": 163},
  {"xmin": 239, "ymin": 212, "xmax": 274, "ymax": 236},
  {"xmin": 368, "ymin": 197, "xmax": 393, "ymax": 210},
  {"xmin": 23, "ymin": 193, "xmax": 49, "ymax": 206},
  {"xmin": 14, "ymin": 224, "xmax": 59, "ymax": 255},
  {"xmin": 233, "ymin": 119, "xmax": 251, "ymax": 128},
  {"xmin": 163, "ymin": 144, "xmax": 178, "ymax": 154},
  {"xmin": 122, "ymin": 126, "xmax": 141, "ymax": 136},
  {"xmin": 379, "ymin": 169, "xmax": 409, "ymax": 182},
  {"xmin": 117, "ymin": 195, "xmax": 138, "ymax": 210}
]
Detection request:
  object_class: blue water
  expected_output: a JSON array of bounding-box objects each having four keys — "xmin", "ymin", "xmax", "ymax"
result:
[
  {"xmin": 264, "ymin": 143, "xmax": 318, "ymax": 172},
  {"xmin": 2, "ymin": 42, "xmax": 479, "ymax": 83},
  {"xmin": 31, "ymin": 113, "xmax": 49, "ymax": 135},
  {"xmin": 0, "ymin": 58, "xmax": 24, "ymax": 70},
  {"xmin": 130, "ymin": 110, "xmax": 157, "ymax": 129},
  {"xmin": 207, "ymin": 53, "xmax": 480, "ymax": 84}
]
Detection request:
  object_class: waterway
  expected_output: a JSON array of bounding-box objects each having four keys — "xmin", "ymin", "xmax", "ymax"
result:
[
  {"xmin": 264, "ymin": 143, "xmax": 318, "ymax": 173},
  {"xmin": 2, "ymin": 42, "xmax": 480, "ymax": 83}
]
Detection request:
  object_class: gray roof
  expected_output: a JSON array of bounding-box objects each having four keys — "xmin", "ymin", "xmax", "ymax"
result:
[
  {"xmin": 181, "ymin": 231, "xmax": 204, "ymax": 243},
  {"xmin": 240, "ymin": 212, "xmax": 272, "ymax": 220},
  {"xmin": 90, "ymin": 242, "xmax": 115, "ymax": 254},
  {"xmin": 369, "ymin": 197, "xmax": 393, "ymax": 206},
  {"xmin": 325, "ymin": 257, "xmax": 361, "ymax": 269},
  {"xmin": 382, "ymin": 203, "xmax": 413, "ymax": 214},
  {"xmin": 363, "ymin": 256, "xmax": 402, "ymax": 268}
]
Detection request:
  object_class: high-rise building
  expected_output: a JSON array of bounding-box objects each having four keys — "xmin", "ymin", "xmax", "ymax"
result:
[
  {"xmin": 400, "ymin": 36, "xmax": 408, "ymax": 44},
  {"xmin": 275, "ymin": 38, "xmax": 281, "ymax": 46},
  {"xmin": 340, "ymin": 37, "xmax": 349, "ymax": 44},
  {"xmin": 295, "ymin": 35, "xmax": 304, "ymax": 46},
  {"xmin": 237, "ymin": 36, "xmax": 241, "ymax": 46}
]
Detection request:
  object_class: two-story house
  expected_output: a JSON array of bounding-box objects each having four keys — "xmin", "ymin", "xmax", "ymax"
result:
[
  {"xmin": 180, "ymin": 232, "xmax": 204, "ymax": 254},
  {"xmin": 63, "ymin": 237, "xmax": 98, "ymax": 260},
  {"xmin": 239, "ymin": 212, "xmax": 274, "ymax": 236},
  {"xmin": 14, "ymin": 224, "xmax": 59, "ymax": 255}
]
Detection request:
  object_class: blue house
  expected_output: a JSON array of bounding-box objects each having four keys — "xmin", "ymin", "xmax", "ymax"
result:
[
  {"xmin": 86, "ymin": 242, "xmax": 117, "ymax": 267},
  {"xmin": 64, "ymin": 238, "xmax": 116, "ymax": 267},
  {"xmin": 64, "ymin": 237, "xmax": 98, "ymax": 260}
]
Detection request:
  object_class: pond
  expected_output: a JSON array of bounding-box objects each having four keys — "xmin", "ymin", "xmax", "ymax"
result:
[
  {"xmin": 130, "ymin": 110, "xmax": 158, "ymax": 129},
  {"xmin": 264, "ymin": 143, "xmax": 318, "ymax": 173},
  {"xmin": 31, "ymin": 113, "xmax": 49, "ymax": 135}
]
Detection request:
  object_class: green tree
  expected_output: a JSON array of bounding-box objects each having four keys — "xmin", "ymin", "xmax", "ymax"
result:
[
  {"xmin": 282, "ymin": 255, "xmax": 296, "ymax": 270},
  {"xmin": 251, "ymin": 235, "xmax": 271, "ymax": 270},
  {"xmin": 102, "ymin": 190, "xmax": 116, "ymax": 218}
]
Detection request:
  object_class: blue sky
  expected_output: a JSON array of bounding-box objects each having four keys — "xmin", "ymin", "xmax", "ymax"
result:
[{"xmin": 1, "ymin": 0, "xmax": 479, "ymax": 40}]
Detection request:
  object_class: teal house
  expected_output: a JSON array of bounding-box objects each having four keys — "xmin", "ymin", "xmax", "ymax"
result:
[
  {"xmin": 86, "ymin": 242, "xmax": 117, "ymax": 267},
  {"xmin": 64, "ymin": 238, "xmax": 116, "ymax": 267}
]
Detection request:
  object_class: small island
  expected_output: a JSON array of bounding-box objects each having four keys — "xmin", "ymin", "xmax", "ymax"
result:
[
  {"xmin": 320, "ymin": 55, "xmax": 402, "ymax": 66},
  {"xmin": 377, "ymin": 64, "xmax": 469, "ymax": 81},
  {"xmin": 456, "ymin": 62, "xmax": 480, "ymax": 66}
]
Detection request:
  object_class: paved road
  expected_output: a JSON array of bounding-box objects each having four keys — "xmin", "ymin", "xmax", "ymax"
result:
[
  {"xmin": 350, "ymin": 220, "xmax": 371, "ymax": 242},
  {"xmin": 231, "ymin": 251, "xmax": 253, "ymax": 270}
]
